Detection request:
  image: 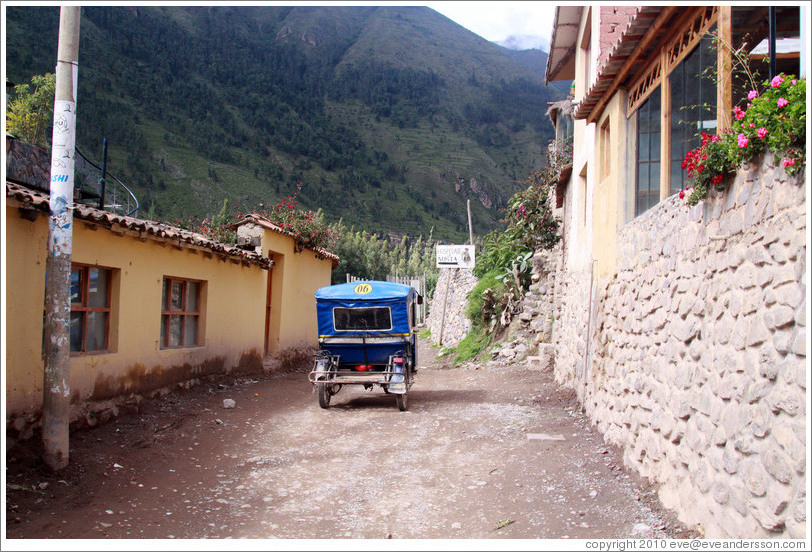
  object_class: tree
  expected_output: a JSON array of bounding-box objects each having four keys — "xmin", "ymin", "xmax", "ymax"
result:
[{"xmin": 6, "ymin": 73, "xmax": 55, "ymax": 148}]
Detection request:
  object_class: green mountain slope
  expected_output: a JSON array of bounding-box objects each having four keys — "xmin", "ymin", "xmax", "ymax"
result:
[{"xmin": 5, "ymin": 5, "xmax": 565, "ymax": 241}]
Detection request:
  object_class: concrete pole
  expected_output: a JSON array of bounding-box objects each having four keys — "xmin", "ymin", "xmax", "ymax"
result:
[{"xmin": 42, "ymin": 6, "xmax": 81, "ymax": 471}]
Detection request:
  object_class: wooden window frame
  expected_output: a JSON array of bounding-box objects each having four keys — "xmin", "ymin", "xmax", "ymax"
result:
[
  {"xmin": 628, "ymin": 7, "xmax": 725, "ymax": 213},
  {"xmin": 160, "ymin": 276, "xmax": 202, "ymax": 349},
  {"xmin": 70, "ymin": 263, "xmax": 113, "ymax": 354},
  {"xmin": 599, "ymin": 117, "xmax": 611, "ymax": 182}
]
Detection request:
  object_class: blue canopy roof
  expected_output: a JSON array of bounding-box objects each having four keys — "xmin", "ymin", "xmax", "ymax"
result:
[{"xmin": 315, "ymin": 281, "xmax": 414, "ymax": 301}]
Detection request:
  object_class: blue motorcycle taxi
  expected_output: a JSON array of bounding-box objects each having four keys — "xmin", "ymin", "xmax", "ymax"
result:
[{"xmin": 307, "ymin": 280, "xmax": 421, "ymax": 411}]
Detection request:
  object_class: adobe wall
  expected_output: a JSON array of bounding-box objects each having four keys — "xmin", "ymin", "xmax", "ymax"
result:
[{"xmin": 554, "ymin": 152, "xmax": 807, "ymax": 538}]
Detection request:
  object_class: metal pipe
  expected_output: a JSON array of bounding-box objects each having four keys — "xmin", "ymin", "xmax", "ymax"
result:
[
  {"xmin": 99, "ymin": 138, "xmax": 108, "ymax": 210},
  {"xmin": 769, "ymin": 7, "xmax": 777, "ymax": 79}
]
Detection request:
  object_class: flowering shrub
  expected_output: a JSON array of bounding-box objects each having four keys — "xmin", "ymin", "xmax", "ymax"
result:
[
  {"xmin": 681, "ymin": 132, "xmax": 735, "ymax": 204},
  {"xmin": 682, "ymin": 74, "xmax": 805, "ymax": 205},
  {"xmin": 260, "ymin": 186, "xmax": 338, "ymax": 253},
  {"xmin": 506, "ymin": 170, "xmax": 561, "ymax": 252}
]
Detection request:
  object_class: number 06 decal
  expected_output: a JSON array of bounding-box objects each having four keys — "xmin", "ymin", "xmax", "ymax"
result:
[{"xmin": 354, "ymin": 283, "xmax": 373, "ymax": 294}]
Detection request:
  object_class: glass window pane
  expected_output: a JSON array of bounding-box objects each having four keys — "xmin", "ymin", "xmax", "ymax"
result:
[
  {"xmin": 650, "ymin": 132, "xmax": 660, "ymax": 158},
  {"xmin": 86, "ymin": 311, "xmax": 107, "ymax": 351},
  {"xmin": 88, "ymin": 268, "xmax": 109, "ymax": 308},
  {"xmin": 184, "ymin": 316, "xmax": 198, "ymax": 346},
  {"xmin": 639, "ymin": 133, "xmax": 650, "ymax": 159},
  {"xmin": 70, "ymin": 311, "xmax": 84, "ymax": 352},
  {"xmin": 71, "ymin": 269, "xmax": 83, "ymax": 305},
  {"xmin": 650, "ymin": 161, "xmax": 660, "ymax": 196},
  {"xmin": 161, "ymin": 314, "xmax": 167, "ymax": 345},
  {"xmin": 171, "ymin": 282, "xmax": 184, "ymax": 310},
  {"xmin": 162, "ymin": 279, "xmax": 168, "ymax": 311},
  {"xmin": 638, "ymin": 162, "xmax": 649, "ymax": 194},
  {"xmin": 650, "ymin": 86, "xmax": 661, "ymax": 111},
  {"xmin": 187, "ymin": 282, "xmax": 198, "ymax": 312},
  {"xmin": 639, "ymin": 106, "xmax": 650, "ymax": 133},
  {"xmin": 170, "ymin": 315, "xmax": 182, "ymax": 347},
  {"xmin": 671, "ymin": 161, "xmax": 684, "ymax": 195}
]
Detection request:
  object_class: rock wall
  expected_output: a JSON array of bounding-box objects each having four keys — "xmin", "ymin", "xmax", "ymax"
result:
[
  {"xmin": 6, "ymin": 134, "xmax": 50, "ymax": 189},
  {"xmin": 426, "ymin": 268, "xmax": 477, "ymax": 347},
  {"xmin": 553, "ymin": 152, "xmax": 807, "ymax": 538}
]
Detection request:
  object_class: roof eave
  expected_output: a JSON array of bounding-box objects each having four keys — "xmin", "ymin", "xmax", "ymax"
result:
[{"xmin": 545, "ymin": 6, "xmax": 583, "ymax": 84}]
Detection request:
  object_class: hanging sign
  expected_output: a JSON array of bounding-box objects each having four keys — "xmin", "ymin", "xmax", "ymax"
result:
[{"xmin": 436, "ymin": 244, "xmax": 475, "ymax": 269}]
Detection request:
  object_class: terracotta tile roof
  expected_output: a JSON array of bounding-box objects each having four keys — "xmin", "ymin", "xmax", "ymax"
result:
[{"xmin": 6, "ymin": 181, "xmax": 272, "ymax": 269}]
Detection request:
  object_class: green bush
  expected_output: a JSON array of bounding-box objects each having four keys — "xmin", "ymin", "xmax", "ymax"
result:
[
  {"xmin": 465, "ymin": 269, "xmax": 504, "ymax": 328},
  {"xmin": 6, "ymin": 73, "xmax": 55, "ymax": 148},
  {"xmin": 452, "ymin": 326, "xmax": 492, "ymax": 364}
]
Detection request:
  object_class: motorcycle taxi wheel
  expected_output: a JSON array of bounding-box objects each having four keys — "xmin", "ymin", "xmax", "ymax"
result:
[
  {"xmin": 317, "ymin": 382, "xmax": 331, "ymax": 408},
  {"xmin": 396, "ymin": 391, "xmax": 408, "ymax": 411}
]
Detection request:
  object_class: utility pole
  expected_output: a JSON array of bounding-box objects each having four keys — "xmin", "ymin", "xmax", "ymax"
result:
[
  {"xmin": 42, "ymin": 6, "xmax": 81, "ymax": 471},
  {"xmin": 467, "ymin": 199, "xmax": 473, "ymax": 245}
]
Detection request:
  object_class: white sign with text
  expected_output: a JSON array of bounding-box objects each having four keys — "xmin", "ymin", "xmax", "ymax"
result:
[{"xmin": 436, "ymin": 244, "xmax": 475, "ymax": 269}]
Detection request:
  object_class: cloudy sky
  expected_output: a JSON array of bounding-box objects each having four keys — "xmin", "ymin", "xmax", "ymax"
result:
[{"xmin": 423, "ymin": 1, "xmax": 557, "ymax": 48}]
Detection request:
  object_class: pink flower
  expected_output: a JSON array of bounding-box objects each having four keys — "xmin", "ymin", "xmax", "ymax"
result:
[
  {"xmin": 737, "ymin": 133, "xmax": 749, "ymax": 148},
  {"xmin": 792, "ymin": 79, "xmax": 797, "ymax": 85},
  {"xmin": 734, "ymin": 106, "xmax": 746, "ymax": 120},
  {"xmin": 782, "ymin": 157, "xmax": 796, "ymax": 167},
  {"xmin": 771, "ymin": 75, "xmax": 784, "ymax": 88},
  {"xmin": 747, "ymin": 90, "xmax": 758, "ymax": 100},
  {"xmin": 757, "ymin": 127, "xmax": 768, "ymax": 138},
  {"xmin": 711, "ymin": 135, "xmax": 719, "ymax": 143},
  {"xmin": 777, "ymin": 97, "xmax": 789, "ymax": 108},
  {"xmin": 749, "ymin": 123, "xmax": 755, "ymax": 128}
]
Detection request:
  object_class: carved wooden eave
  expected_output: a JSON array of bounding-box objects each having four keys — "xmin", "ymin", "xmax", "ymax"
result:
[{"xmin": 572, "ymin": 6, "xmax": 701, "ymax": 122}]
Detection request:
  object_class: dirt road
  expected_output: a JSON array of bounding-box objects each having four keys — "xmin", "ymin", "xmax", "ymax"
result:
[{"xmin": 4, "ymin": 338, "xmax": 697, "ymax": 543}]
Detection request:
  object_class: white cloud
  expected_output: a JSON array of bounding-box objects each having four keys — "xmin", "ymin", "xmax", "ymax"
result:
[{"xmin": 425, "ymin": 1, "xmax": 556, "ymax": 44}]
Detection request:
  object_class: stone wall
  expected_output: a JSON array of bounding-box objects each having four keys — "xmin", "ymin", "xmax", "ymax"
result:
[
  {"xmin": 6, "ymin": 134, "xmax": 50, "ymax": 190},
  {"xmin": 553, "ymin": 152, "xmax": 807, "ymax": 538},
  {"xmin": 426, "ymin": 268, "xmax": 477, "ymax": 347},
  {"xmin": 551, "ymin": 261, "xmax": 593, "ymax": 401}
]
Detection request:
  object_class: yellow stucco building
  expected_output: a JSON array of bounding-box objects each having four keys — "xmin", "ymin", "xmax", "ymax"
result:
[{"xmin": 4, "ymin": 139, "xmax": 337, "ymax": 433}]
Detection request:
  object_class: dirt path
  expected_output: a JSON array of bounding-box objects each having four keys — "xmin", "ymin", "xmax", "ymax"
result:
[{"xmin": 4, "ymin": 337, "xmax": 698, "ymax": 542}]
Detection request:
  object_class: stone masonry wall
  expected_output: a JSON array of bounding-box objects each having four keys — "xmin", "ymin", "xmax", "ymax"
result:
[
  {"xmin": 554, "ymin": 152, "xmax": 807, "ymax": 538},
  {"xmin": 426, "ymin": 268, "xmax": 478, "ymax": 348},
  {"xmin": 552, "ymin": 261, "xmax": 593, "ymax": 402}
]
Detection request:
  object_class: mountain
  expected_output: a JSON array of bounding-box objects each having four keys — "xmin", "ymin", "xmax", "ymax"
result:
[
  {"xmin": 5, "ymin": 6, "xmax": 566, "ymax": 241},
  {"xmin": 497, "ymin": 46, "xmax": 573, "ymax": 96}
]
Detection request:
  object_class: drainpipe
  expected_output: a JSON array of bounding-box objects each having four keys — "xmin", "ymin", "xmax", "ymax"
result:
[{"xmin": 42, "ymin": 6, "xmax": 81, "ymax": 471}]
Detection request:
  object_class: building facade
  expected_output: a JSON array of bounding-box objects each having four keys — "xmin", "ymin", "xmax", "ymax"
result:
[
  {"xmin": 5, "ymin": 135, "xmax": 336, "ymax": 437},
  {"xmin": 545, "ymin": 6, "xmax": 807, "ymax": 538}
]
